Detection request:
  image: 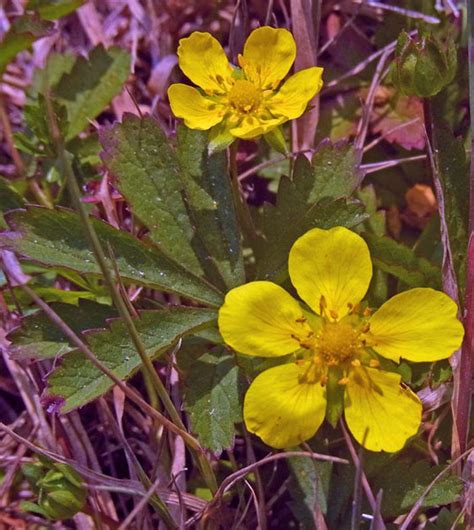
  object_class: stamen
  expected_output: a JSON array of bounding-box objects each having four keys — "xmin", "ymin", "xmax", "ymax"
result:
[
  {"xmin": 369, "ymin": 359, "xmax": 380, "ymax": 368},
  {"xmin": 319, "ymin": 295, "xmax": 327, "ymax": 315},
  {"xmin": 351, "ymin": 359, "xmax": 361, "ymax": 367},
  {"xmin": 338, "ymin": 377, "xmax": 349, "ymax": 385}
]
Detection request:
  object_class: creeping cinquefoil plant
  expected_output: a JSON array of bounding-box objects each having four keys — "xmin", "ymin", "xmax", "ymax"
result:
[{"xmin": 219, "ymin": 227, "xmax": 464, "ymax": 452}]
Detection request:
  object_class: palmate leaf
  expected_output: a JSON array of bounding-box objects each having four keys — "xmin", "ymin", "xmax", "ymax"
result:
[
  {"xmin": 256, "ymin": 143, "xmax": 366, "ymax": 282},
  {"xmin": 46, "ymin": 308, "xmax": 216, "ymax": 411},
  {"xmin": 178, "ymin": 342, "xmax": 245, "ymax": 453},
  {"xmin": 101, "ymin": 117, "xmax": 244, "ymax": 291},
  {"xmin": 0, "ymin": 207, "xmax": 223, "ymax": 307},
  {"xmin": 8, "ymin": 300, "xmax": 116, "ymax": 360}
]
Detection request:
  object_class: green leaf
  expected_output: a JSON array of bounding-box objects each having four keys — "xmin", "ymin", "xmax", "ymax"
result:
[
  {"xmin": 0, "ymin": 207, "xmax": 223, "ymax": 307},
  {"xmin": 256, "ymin": 143, "xmax": 366, "ymax": 282},
  {"xmin": 8, "ymin": 300, "xmax": 116, "ymax": 359},
  {"xmin": 364, "ymin": 233, "xmax": 442, "ymax": 289},
  {"xmin": 373, "ymin": 460, "xmax": 463, "ymax": 518},
  {"xmin": 178, "ymin": 343, "xmax": 244, "ymax": 452},
  {"xmin": 26, "ymin": 0, "xmax": 85, "ymax": 20},
  {"xmin": 292, "ymin": 142, "xmax": 361, "ymax": 203},
  {"xmin": 47, "ymin": 308, "xmax": 216, "ymax": 411},
  {"xmin": 100, "ymin": 115, "xmax": 203, "ymax": 276},
  {"xmin": 54, "ymin": 45, "xmax": 130, "ymax": 139},
  {"xmin": 28, "ymin": 52, "xmax": 76, "ymax": 100},
  {"xmin": 287, "ymin": 457, "xmax": 332, "ymax": 528},
  {"xmin": 0, "ymin": 178, "xmax": 24, "ymax": 212},
  {"xmin": 177, "ymin": 127, "xmax": 245, "ymax": 290},
  {"xmin": 0, "ymin": 15, "xmax": 54, "ymax": 76}
]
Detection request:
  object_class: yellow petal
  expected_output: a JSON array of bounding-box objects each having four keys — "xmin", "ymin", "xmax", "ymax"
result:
[
  {"xmin": 288, "ymin": 227, "xmax": 372, "ymax": 320},
  {"xmin": 177, "ymin": 32, "xmax": 232, "ymax": 93},
  {"xmin": 344, "ymin": 367, "xmax": 422, "ymax": 452},
  {"xmin": 369, "ymin": 288, "xmax": 464, "ymax": 363},
  {"xmin": 241, "ymin": 26, "xmax": 296, "ymax": 89},
  {"xmin": 218, "ymin": 281, "xmax": 311, "ymax": 357},
  {"xmin": 168, "ymin": 84, "xmax": 224, "ymax": 130},
  {"xmin": 229, "ymin": 114, "xmax": 286, "ymax": 139},
  {"xmin": 244, "ymin": 362, "xmax": 327, "ymax": 448},
  {"xmin": 268, "ymin": 67, "xmax": 324, "ymax": 119}
]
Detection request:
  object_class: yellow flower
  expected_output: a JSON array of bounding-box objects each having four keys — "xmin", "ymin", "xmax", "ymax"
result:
[
  {"xmin": 167, "ymin": 26, "xmax": 323, "ymax": 151},
  {"xmin": 218, "ymin": 227, "xmax": 464, "ymax": 452}
]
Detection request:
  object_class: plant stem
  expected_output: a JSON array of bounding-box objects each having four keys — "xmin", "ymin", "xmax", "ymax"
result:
[{"xmin": 44, "ymin": 93, "xmax": 217, "ymax": 494}]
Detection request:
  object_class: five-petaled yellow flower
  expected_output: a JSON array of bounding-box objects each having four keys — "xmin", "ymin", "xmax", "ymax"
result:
[
  {"xmin": 218, "ymin": 227, "xmax": 464, "ymax": 452},
  {"xmin": 168, "ymin": 26, "xmax": 323, "ymax": 151}
]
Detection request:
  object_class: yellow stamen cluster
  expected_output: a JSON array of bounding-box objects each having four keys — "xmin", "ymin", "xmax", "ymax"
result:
[{"xmin": 228, "ymin": 80, "xmax": 261, "ymax": 113}]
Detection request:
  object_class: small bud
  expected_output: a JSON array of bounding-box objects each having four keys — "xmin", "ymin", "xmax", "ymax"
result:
[{"xmin": 392, "ymin": 31, "xmax": 457, "ymax": 98}]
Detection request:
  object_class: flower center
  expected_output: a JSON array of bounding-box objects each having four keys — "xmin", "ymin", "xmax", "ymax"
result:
[
  {"xmin": 317, "ymin": 322, "xmax": 360, "ymax": 365},
  {"xmin": 228, "ymin": 80, "xmax": 261, "ymax": 113}
]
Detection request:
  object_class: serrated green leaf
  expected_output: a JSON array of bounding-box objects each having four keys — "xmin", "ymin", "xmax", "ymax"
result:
[
  {"xmin": 255, "ymin": 143, "xmax": 366, "ymax": 282},
  {"xmin": 8, "ymin": 300, "xmax": 116, "ymax": 359},
  {"xmin": 364, "ymin": 233, "xmax": 442, "ymax": 289},
  {"xmin": 0, "ymin": 207, "xmax": 223, "ymax": 307},
  {"xmin": 47, "ymin": 308, "xmax": 216, "ymax": 411},
  {"xmin": 373, "ymin": 460, "xmax": 463, "ymax": 518},
  {"xmin": 0, "ymin": 15, "xmax": 54, "ymax": 76},
  {"xmin": 177, "ymin": 127, "xmax": 244, "ymax": 290},
  {"xmin": 54, "ymin": 45, "xmax": 130, "ymax": 139},
  {"xmin": 27, "ymin": 0, "xmax": 85, "ymax": 20},
  {"xmin": 100, "ymin": 115, "xmax": 202, "ymax": 275},
  {"xmin": 178, "ymin": 343, "xmax": 244, "ymax": 452}
]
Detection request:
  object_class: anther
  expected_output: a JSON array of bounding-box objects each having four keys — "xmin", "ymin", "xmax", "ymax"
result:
[
  {"xmin": 320, "ymin": 375, "xmax": 328, "ymax": 387},
  {"xmin": 329, "ymin": 309, "xmax": 338, "ymax": 320},
  {"xmin": 319, "ymin": 295, "xmax": 327, "ymax": 315},
  {"xmin": 369, "ymin": 359, "xmax": 380, "ymax": 368},
  {"xmin": 351, "ymin": 359, "xmax": 361, "ymax": 367},
  {"xmin": 296, "ymin": 316, "xmax": 307, "ymax": 323},
  {"xmin": 361, "ymin": 323, "xmax": 371, "ymax": 333},
  {"xmin": 363, "ymin": 307, "xmax": 372, "ymax": 317},
  {"xmin": 338, "ymin": 377, "xmax": 349, "ymax": 385}
]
